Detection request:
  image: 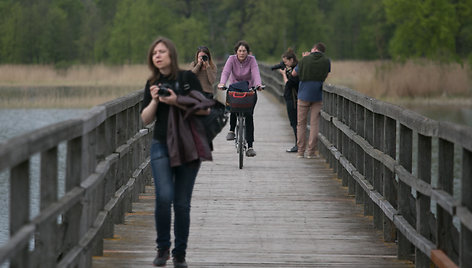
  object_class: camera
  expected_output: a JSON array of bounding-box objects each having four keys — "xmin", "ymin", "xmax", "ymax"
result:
[
  {"xmin": 270, "ymin": 61, "xmax": 286, "ymax": 71},
  {"xmin": 157, "ymin": 81, "xmax": 190, "ymax": 96},
  {"xmin": 157, "ymin": 83, "xmax": 173, "ymax": 96},
  {"xmin": 201, "ymin": 55, "xmax": 208, "ymax": 62}
]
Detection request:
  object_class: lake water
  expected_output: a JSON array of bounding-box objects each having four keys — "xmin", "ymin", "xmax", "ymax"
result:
[{"xmin": 0, "ymin": 109, "xmax": 86, "ymax": 247}]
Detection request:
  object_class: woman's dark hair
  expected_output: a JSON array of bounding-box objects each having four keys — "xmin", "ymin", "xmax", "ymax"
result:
[
  {"xmin": 193, "ymin": 46, "xmax": 216, "ymax": 69},
  {"xmin": 282, "ymin": 47, "xmax": 298, "ymax": 66},
  {"xmin": 147, "ymin": 37, "xmax": 180, "ymax": 84},
  {"xmin": 233, "ymin": 40, "xmax": 250, "ymax": 54}
]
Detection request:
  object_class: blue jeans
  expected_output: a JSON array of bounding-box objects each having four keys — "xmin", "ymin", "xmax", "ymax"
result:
[{"xmin": 150, "ymin": 140, "xmax": 200, "ymax": 257}]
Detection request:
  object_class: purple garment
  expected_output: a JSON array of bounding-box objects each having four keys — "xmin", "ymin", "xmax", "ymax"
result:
[
  {"xmin": 219, "ymin": 55, "xmax": 262, "ymax": 88},
  {"xmin": 167, "ymin": 90, "xmax": 214, "ymax": 167}
]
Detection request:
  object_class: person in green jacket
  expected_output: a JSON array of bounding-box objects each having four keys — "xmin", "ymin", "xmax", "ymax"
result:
[{"xmin": 292, "ymin": 42, "xmax": 331, "ymax": 159}]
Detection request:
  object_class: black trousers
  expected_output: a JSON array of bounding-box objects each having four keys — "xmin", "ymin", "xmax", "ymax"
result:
[{"xmin": 285, "ymin": 97, "xmax": 297, "ymax": 143}]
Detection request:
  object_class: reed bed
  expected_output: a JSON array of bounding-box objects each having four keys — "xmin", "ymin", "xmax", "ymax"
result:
[
  {"xmin": 0, "ymin": 64, "xmax": 149, "ymax": 108},
  {"xmin": 0, "ymin": 64, "xmax": 148, "ymax": 87},
  {"xmin": 0, "ymin": 61, "xmax": 470, "ymax": 108},
  {"xmin": 327, "ymin": 60, "xmax": 472, "ymax": 99}
]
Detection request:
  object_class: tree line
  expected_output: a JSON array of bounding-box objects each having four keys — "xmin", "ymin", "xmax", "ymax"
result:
[{"xmin": 0, "ymin": 0, "xmax": 471, "ymax": 66}]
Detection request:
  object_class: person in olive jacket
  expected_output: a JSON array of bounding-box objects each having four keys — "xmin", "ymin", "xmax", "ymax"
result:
[{"xmin": 292, "ymin": 42, "xmax": 331, "ymax": 159}]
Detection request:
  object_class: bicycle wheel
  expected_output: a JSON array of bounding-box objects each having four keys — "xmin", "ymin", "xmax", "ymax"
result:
[{"xmin": 237, "ymin": 115, "xmax": 245, "ymax": 169}]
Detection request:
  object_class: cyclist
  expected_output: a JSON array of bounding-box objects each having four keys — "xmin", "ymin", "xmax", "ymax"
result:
[{"xmin": 218, "ymin": 40, "xmax": 263, "ymax": 157}]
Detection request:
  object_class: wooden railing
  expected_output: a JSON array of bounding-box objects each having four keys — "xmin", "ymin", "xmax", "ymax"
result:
[
  {"xmin": 320, "ymin": 86, "xmax": 472, "ymax": 268},
  {"xmin": 0, "ymin": 90, "xmax": 153, "ymax": 267},
  {"xmin": 260, "ymin": 64, "xmax": 472, "ymax": 268}
]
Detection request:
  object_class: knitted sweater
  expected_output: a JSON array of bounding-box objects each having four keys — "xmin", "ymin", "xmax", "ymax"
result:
[
  {"xmin": 219, "ymin": 55, "xmax": 262, "ymax": 88},
  {"xmin": 190, "ymin": 62, "xmax": 217, "ymax": 94}
]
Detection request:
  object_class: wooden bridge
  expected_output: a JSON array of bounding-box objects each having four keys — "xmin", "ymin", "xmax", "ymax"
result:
[{"xmin": 0, "ymin": 64, "xmax": 471, "ymax": 267}]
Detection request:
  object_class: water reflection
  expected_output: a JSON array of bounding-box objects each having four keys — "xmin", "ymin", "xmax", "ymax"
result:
[
  {"xmin": 0, "ymin": 109, "xmax": 85, "ymax": 246},
  {"xmin": 402, "ymin": 104, "xmax": 472, "ymax": 127}
]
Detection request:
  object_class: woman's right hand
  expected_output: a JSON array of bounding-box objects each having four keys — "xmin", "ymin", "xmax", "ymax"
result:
[
  {"xmin": 217, "ymin": 83, "xmax": 225, "ymax": 90},
  {"xmin": 150, "ymin": 85, "xmax": 160, "ymax": 101}
]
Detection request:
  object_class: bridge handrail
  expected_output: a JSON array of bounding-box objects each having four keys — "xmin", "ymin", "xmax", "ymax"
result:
[
  {"xmin": 0, "ymin": 89, "xmax": 153, "ymax": 267},
  {"xmin": 259, "ymin": 62, "xmax": 471, "ymax": 268},
  {"xmin": 320, "ymin": 84, "xmax": 471, "ymax": 268}
]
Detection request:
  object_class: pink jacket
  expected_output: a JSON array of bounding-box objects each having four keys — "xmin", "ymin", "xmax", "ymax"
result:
[{"xmin": 219, "ymin": 55, "xmax": 262, "ymax": 88}]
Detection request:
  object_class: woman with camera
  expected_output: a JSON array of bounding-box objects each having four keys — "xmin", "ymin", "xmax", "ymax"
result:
[
  {"xmin": 190, "ymin": 46, "xmax": 217, "ymax": 99},
  {"xmin": 141, "ymin": 37, "xmax": 213, "ymax": 268},
  {"xmin": 218, "ymin": 40, "xmax": 263, "ymax": 157},
  {"xmin": 277, "ymin": 48, "xmax": 299, "ymax": 153}
]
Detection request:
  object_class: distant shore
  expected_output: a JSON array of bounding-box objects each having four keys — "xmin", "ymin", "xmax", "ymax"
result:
[{"xmin": 0, "ymin": 61, "xmax": 470, "ymax": 109}]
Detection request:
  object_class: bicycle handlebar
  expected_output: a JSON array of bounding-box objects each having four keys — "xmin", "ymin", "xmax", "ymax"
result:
[{"xmin": 218, "ymin": 84, "xmax": 265, "ymax": 91}]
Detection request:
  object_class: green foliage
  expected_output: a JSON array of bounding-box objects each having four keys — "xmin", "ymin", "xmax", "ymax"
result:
[
  {"xmin": 170, "ymin": 17, "xmax": 209, "ymax": 63},
  {"xmin": 0, "ymin": 0, "xmax": 471, "ymax": 64},
  {"xmin": 385, "ymin": 0, "xmax": 460, "ymax": 61}
]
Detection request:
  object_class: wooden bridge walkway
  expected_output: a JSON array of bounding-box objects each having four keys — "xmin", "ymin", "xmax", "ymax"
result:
[{"xmin": 92, "ymin": 91, "xmax": 413, "ymax": 267}]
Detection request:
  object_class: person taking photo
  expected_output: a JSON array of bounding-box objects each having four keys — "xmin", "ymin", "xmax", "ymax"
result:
[
  {"xmin": 190, "ymin": 46, "xmax": 217, "ymax": 99},
  {"xmin": 276, "ymin": 48, "xmax": 299, "ymax": 153},
  {"xmin": 292, "ymin": 42, "xmax": 330, "ymax": 159}
]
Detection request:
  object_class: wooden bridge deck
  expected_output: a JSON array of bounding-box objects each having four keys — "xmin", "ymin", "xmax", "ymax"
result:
[{"xmin": 92, "ymin": 92, "xmax": 413, "ymax": 267}]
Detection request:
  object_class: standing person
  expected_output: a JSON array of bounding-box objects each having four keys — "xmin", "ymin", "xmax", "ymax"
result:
[
  {"xmin": 190, "ymin": 46, "xmax": 217, "ymax": 99},
  {"xmin": 141, "ymin": 37, "xmax": 212, "ymax": 268},
  {"xmin": 217, "ymin": 40, "xmax": 263, "ymax": 157},
  {"xmin": 292, "ymin": 42, "xmax": 330, "ymax": 159},
  {"xmin": 276, "ymin": 48, "xmax": 299, "ymax": 153}
]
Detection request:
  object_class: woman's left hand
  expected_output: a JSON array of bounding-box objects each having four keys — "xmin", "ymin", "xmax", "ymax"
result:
[{"xmin": 256, "ymin": 85, "xmax": 264, "ymax": 91}]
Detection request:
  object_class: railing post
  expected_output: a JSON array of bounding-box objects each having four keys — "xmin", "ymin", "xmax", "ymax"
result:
[
  {"xmin": 346, "ymin": 101, "xmax": 359, "ymax": 203},
  {"xmin": 10, "ymin": 160, "xmax": 30, "ymax": 268},
  {"xmin": 437, "ymin": 138, "xmax": 459, "ymax": 263},
  {"xmin": 364, "ymin": 109, "xmax": 374, "ymax": 216},
  {"xmin": 37, "ymin": 147, "xmax": 59, "ymax": 267},
  {"xmin": 335, "ymin": 95, "xmax": 344, "ymax": 185},
  {"xmin": 342, "ymin": 97, "xmax": 353, "ymax": 194},
  {"xmin": 461, "ymin": 148, "xmax": 472, "ymax": 267},
  {"xmin": 373, "ymin": 113, "xmax": 385, "ymax": 229},
  {"xmin": 323, "ymin": 91, "xmax": 338, "ymax": 171},
  {"xmin": 383, "ymin": 117, "xmax": 396, "ymax": 242},
  {"xmin": 398, "ymin": 124, "xmax": 415, "ymax": 261},
  {"xmin": 63, "ymin": 136, "xmax": 83, "ymax": 261},
  {"xmin": 416, "ymin": 134, "xmax": 432, "ymax": 267},
  {"xmin": 355, "ymin": 104, "xmax": 365, "ymax": 205}
]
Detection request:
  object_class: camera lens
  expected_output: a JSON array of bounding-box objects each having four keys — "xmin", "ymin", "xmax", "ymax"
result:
[{"xmin": 202, "ymin": 55, "xmax": 208, "ymax": 61}]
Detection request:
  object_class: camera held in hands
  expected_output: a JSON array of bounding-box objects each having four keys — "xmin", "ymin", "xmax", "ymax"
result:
[
  {"xmin": 157, "ymin": 83, "xmax": 173, "ymax": 97},
  {"xmin": 201, "ymin": 55, "xmax": 208, "ymax": 62},
  {"xmin": 270, "ymin": 61, "xmax": 286, "ymax": 71}
]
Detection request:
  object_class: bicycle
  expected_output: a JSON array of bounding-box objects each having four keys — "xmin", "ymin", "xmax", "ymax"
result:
[{"xmin": 219, "ymin": 83, "xmax": 264, "ymax": 169}]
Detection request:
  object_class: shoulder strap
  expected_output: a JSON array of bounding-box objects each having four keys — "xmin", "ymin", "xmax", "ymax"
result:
[{"xmin": 175, "ymin": 70, "xmax": 192, "ymax": 92}]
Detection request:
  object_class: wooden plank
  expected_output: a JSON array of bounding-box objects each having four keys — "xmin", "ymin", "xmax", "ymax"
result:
[
  {"xmin": 461, "ymin": 148, "xmax": 472, "ymax": 267},
  {"xmin": 398, "ymin": 124, "xmax": 415, "ymax": 261},
  {"xmin": 383, "ymin": 116, "xmax": 397, "ymax": 242},
  {"xmin": 437, "ymin": 138, "xmax": 459, "ymax": 264},
  {"xmin": 416, "ymin": 133, "xmax": 432, "ymax": 267},
  {"xmin": 92, "ymin": 92, "xmax": 413, "ymax": 268},
  {"xmin": 10, "ymin": 160, "xmax": 30, "ymax": 267}
]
